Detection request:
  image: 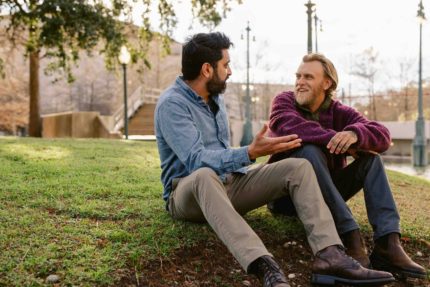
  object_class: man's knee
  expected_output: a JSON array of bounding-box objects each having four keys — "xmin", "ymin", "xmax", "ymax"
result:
[
  {"xmin": 371, "ymin": 154, "xmax": 383, "ymax": 165},
  {"xmin": 357, "ymin": 153, "xmax": 384, "ymax": 174},
  {"xmin": 194, "ymin": 167, "xmax": 217, "ymax": 176},
  {"xmin": 278, "ymin": 157, "xmax": 314, "ymax": 178},
  {"xmin": 293, "ymin": 158, "xmax": 316, "ymax": 178},
  {"xmin": 292, "ymin": 144, "xmax": 326, "ymax": 163},
  {"xmin": 193, "ymin": 167, "xmax": 219, "ymax": 184}
]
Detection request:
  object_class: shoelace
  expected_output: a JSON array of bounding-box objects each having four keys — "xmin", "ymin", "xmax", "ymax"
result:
[
  {"xmin": 316, "ymin": 246, "xmax": 362, "ymax": 269},
  {"xmin": 260, "ymin": 258, "xmax": 289, "ymax": 287},
  {"xmin": 337, "ymin": 247, "xmax": 362, "ymax": 269}
]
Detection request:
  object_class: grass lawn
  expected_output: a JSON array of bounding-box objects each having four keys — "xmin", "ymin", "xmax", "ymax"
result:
[{"xmin": 0, "ymin": 137, "xmax": 429, "ymax": 286}]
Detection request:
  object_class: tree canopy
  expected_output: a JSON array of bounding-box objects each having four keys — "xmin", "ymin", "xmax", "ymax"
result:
[{"xmin": 0, "ymin": 0, "xmax": 242, "ymax": 136}]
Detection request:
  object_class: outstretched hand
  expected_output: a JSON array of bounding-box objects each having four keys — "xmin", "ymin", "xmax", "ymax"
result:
[{"xmin": 248, "ymin": 124, "xmax": 302, "ymax": 160}]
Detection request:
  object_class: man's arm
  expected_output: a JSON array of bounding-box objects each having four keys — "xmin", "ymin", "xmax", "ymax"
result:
[
  {"xmin": 158, "ymin": 99, "xmax": 302, "ymax": 175},
  {"xmin": 339, "ymin": 104, "xmax": 391, "ymax": 153},
  {"xmin": 269, "ymin": 91, "xmax": 336, "ymax": 146}
]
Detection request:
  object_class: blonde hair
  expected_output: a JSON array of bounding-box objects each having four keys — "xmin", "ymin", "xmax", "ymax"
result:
[{"xmin": 302, "ymin": 53, "xmax": 338, "ymax": 97}]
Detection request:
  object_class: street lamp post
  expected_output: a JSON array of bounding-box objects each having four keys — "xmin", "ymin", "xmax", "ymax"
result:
[
  {"xmin": 413, "ymin": 0, "xmax": 427, "ymax": 166},
  {"xmin": 118, "ymin": 45, "xmax": 131, "ymax": 140},
  {"xmin": 314, "ymin": 12, "xmax": 319, "ymax": 53},
  {"xmin": 240, "ymin": 22, "xmax": 254, "ymax": 146},
  {"xmin": 305, "ymin": 0, "xmax": 315, "ymax": 54},
  {"xmin": 314, "ymin": 12, "xmax": 322, "ymax": 53}
]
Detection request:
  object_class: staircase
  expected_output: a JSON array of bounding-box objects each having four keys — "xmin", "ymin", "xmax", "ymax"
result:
[
  {"xmin": 128, "ymin": 103, "xmax": 156, "ymax": 135},
  {"xmin": 113, "ymin": 86, "xmax": 161, "ymax": 136}
]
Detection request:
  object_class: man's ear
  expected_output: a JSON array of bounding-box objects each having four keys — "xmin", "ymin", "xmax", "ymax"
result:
[
  {"xmin": 323, "ymin": 78, "xmax": 332, "ymax": 91},
  {"xmin": 201, "ymin": 63, "xmax": 213, "ymax": 79}
]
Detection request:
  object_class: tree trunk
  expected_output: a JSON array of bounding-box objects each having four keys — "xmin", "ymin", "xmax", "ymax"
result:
[
  {"xmin": 28, "ymin": 50, "xmax": 41, "ymax": 137},
  {"xmin": 372, "ymin": 94, "xmax": 377, "ymax": 121}
]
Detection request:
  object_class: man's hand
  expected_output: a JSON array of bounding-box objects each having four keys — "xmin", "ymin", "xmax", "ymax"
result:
[
  {"xmin": 248, "ymin": 124, "xmax": 302, "ymax": 160},
  {"xmin": 327, "ymin": 131, "xmax": 358, "ymax": 154}
]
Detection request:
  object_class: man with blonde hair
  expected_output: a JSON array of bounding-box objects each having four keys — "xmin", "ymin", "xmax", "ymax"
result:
[{"xmin": 268, "ymin": 53, "xmax": 426, "ymax": 280}]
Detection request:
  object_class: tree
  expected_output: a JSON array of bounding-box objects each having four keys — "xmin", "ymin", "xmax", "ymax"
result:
[
  {"xmin": 398, "ymin": 57, "xmax": 414, "ymax": 115},
  {"xmin": 0, "ymin": 0, "xmax": 241, "ymax": 137},
  {"xmin": 0, "ymin": 33, "xmax": 28, "ymax": 134},
  {"xmin": 351, "ymin": 47, "xmax": 379, "ymax": 120}
]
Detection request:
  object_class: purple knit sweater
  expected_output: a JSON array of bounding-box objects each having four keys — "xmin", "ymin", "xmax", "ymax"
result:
[{"xmin": 269, "ymin": 91, "xmax": 391, "ymax": 170}]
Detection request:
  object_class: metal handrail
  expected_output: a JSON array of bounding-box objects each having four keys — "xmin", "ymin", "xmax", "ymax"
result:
[{"xmin": 113, "ymin": 86, "xmax": 162, "ymax": 131}]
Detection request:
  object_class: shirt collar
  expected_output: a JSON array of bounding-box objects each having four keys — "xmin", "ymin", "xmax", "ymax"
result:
[
  {"xmin": 175, "ymin": 76, "xmax": 220, "ymax": 105},
  {"xmin": 295, "ymin": 95, "xmax": 332, "ymax": 121}
]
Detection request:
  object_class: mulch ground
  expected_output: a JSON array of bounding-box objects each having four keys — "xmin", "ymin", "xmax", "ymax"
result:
[{"xmin": 121, "ymin": 231, "xmax": 429, "ymax": 287}]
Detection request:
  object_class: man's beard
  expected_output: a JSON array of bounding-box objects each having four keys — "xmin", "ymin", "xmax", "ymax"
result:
[
  {"xmin": 207, "ymin": 71, "xmax": 228, "ymax": 95},
  {"xmin": 295, "ymin": 82, "xmax": 325, "ymax": 107},
  {"xmin": 295, "ymin": 90, "xmax": 313, "ymax": 106}
]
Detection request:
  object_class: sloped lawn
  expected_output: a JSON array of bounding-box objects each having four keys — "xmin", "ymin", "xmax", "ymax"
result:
[{"xmin": 0, "ymin": 137, "xmax": 428, "ymax": 286}]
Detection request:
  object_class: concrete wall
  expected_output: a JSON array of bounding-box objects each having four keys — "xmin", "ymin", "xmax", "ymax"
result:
[
  {"xmin": 42, "ymin": 112, "xmax": 121, "ymax": 139},
  {"xmin": 388, "ymin": 139, "xmax": 413, "ymax": 157},
  {"xmin": 385, "ymin": 138, "xmax": 430, "ymax": 158},
  {"xmin": 381, "ymin": 121, "xmax": 430, "ymax": 158}
]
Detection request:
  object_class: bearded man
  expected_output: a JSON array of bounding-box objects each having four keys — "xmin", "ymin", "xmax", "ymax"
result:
[{"xmin": 268, "ymin": 53, "xmax": 426, "ymax": 280}]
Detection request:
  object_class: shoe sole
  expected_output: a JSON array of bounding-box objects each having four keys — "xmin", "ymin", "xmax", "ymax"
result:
[
  {"xmin": 370, "ymin": 253, "xmax": 427, "ymax": 279},
  {"xmin": 311, "ymin": 274, "xmax": 395, "ymax": 286}
]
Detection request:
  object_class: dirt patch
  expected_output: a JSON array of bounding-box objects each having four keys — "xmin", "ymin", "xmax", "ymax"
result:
[{"xmin": 121, "ymin": 232, "xmax": 429, "ymax": 287}]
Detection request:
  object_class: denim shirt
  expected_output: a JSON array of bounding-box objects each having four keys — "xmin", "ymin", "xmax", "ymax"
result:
[{"xmin": 155, "ymin": 77, "xmax": 252, "ymax": 202}]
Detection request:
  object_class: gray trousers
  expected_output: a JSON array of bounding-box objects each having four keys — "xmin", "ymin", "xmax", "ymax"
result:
[
  {"xmin": 168, "ymin": 158, "xmax": 342, "ymax": 271},
  {"xmin": 284, "ymin": 145, "xmax": 400, "ymax": 240}
]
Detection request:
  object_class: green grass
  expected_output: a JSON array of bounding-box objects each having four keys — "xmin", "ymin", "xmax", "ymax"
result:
[{"xmin": 0, "ymin": 137, "xmax": 429, "ymax": 286}]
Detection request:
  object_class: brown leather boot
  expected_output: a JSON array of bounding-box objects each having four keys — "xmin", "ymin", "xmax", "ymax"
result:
[
  {"xmin": 248, "ymin": 255, "xmax": 290, "ymax": 287},
  {"xmin": 311, "ymin": 245, "xmax": 395, "ymax": 286},
  {"xmin": 340, "ymin": 229, "xmax": 371, "ymax": 268},
  {"xmin": 370, "ymin": 233, "xmax": 427, "ymax": 279}
]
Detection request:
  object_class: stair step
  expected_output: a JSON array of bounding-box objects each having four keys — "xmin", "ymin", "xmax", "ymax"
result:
[{"xmin": 122, "ymin": 103, "xmax": 156, "ymax": 136}]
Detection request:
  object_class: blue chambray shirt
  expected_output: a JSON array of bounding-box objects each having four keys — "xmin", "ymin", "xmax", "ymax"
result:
[{"xmin": 155, "ymin": 77, "xmax": 253, "ymax": 203}]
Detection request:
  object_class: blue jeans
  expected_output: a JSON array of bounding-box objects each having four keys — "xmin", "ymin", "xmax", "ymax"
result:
[{"xmin": 268, "ymin": 145, "xmax": 400, "ymax": 240}]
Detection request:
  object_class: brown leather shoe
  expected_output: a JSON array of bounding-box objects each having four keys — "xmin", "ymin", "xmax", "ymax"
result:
[
  {"xmin": 340, "ymin": 229, "xmax": 371, "ymax": 268},
  {"xmin": 370, "ymin": 233, "xmax": 427, "ymax": 279},
  {"xmin": 311, "ymin": 245, "xmax": 395, "ymax": 286},
  {"xmin": 248, "ymin": 255, "xmax": 290, "ymax": 287}
]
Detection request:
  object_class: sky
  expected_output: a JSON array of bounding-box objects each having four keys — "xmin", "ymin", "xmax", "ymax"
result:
[{"xmin": 135, "ymin": 0, "xmax": 430, "ymax": 95}]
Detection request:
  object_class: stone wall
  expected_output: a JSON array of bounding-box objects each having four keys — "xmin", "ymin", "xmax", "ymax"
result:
[{"xmin": 42, "ymin": 112, "xmax": 121, "ymax": 139}]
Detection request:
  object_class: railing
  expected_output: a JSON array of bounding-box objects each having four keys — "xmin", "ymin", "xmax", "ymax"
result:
[{"xmin": 112, "ymin": 86, "xmax": 162, "ymax": 132}]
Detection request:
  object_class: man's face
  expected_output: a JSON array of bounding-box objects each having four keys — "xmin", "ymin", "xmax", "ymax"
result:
[
  {"xmin": 294, "ymin": 61, "xmax": 331, "ymax": 112},
  {"xmin": 207, "ymin": 49, "xmax": 232, "ymax": 95}
]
